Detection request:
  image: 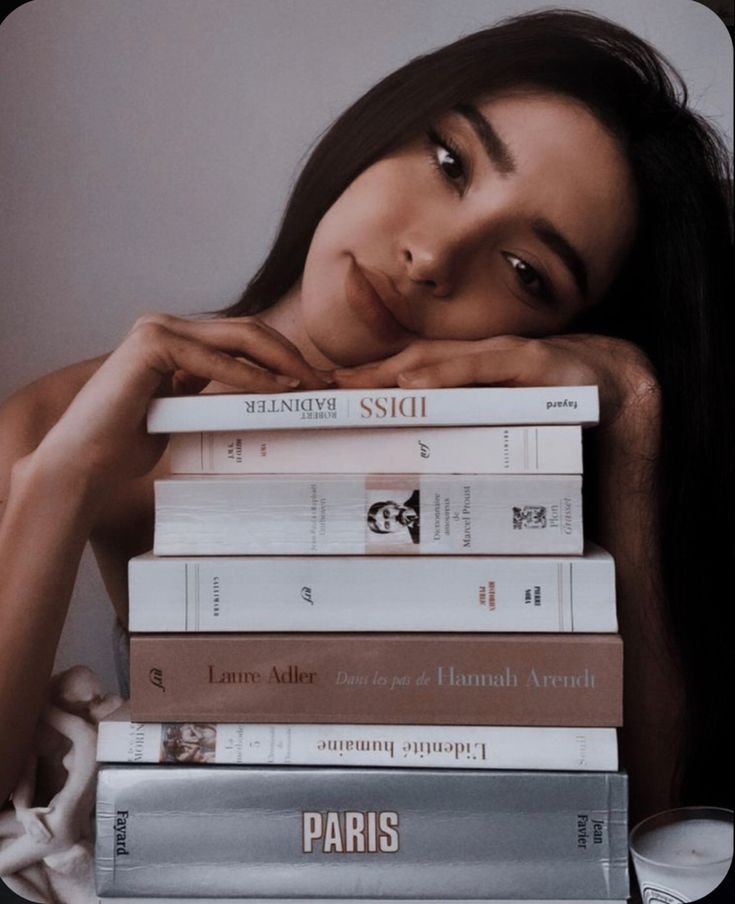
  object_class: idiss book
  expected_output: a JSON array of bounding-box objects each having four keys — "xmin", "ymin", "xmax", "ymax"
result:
[{"xmin": 147, "ymin": 385, "xmax": 599, "ymax": 432}]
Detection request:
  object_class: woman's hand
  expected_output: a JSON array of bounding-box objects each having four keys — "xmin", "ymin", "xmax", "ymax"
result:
[
  {"xmin": 333, "ymin": 333, "xmax": 660, "ymax": 428},
  {"xmin": 31, "ymin": 313, "xmax": 331, "ymax": 492}
]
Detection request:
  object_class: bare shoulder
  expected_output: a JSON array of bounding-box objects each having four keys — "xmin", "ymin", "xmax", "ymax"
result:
[{"xmin": 0, "ymin": 356, "xmax": 108, "ymax": 489}]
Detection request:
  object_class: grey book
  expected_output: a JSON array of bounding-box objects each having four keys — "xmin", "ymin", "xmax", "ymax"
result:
[
  {"xmin": 102, "ymin": 899, "xmax": 628, "ymax": 903},
  {"xmin": 96, "ymin": 766, "xmax": 628, "ymax": 899}
]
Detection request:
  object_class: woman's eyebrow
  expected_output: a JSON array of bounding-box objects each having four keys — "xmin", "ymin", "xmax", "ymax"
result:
[
  {"xmin": 532, "ymin": 217, "xmax": 589, "ymax": 301},
  {"xmin": 453, "ymin": 103, "xmax": 589, "ymax": 301},
  {"xmin": 454, "ymin": 103, "xmax": 515, "ymax": 174}
]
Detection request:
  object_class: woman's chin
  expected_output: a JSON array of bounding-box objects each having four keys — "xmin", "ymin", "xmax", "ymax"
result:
[{"xmin": 316, "ymin": 335, "xmax": 396, "ymax": 369}]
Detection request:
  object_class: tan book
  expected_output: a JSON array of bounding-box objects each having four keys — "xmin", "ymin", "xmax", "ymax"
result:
[{"xmin": 130, "ymin": 633, "xmax": 622, "ymax": 726}]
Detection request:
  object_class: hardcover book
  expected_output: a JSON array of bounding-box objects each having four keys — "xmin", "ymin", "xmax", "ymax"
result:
[
  {"xmin": 129, "ymin": 632, "xmax": 623, "ymax": 726},
  {"xmin": 153, "ymin": 473, "xmax": 583, "ymax": 555},
  {"xmin": 167, "ymin": 424, "xmax": 583, "ymax": 474},
  {"xmin": 97, "ymin": 703, "xmax": 618, "ymax": 770},
  {"xmin": 128, "ymin": 545, "xmax": 616, "ymax": 632},
  {"xmin": 95, "ymin": 766, "xmax": 628, "ymax": 898},
  {"xmin": 147, "ymin": 385, "xmax": 600, "ymax": 433}
]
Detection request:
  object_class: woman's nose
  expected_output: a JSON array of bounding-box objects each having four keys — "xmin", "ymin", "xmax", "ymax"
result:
[{"xmin": 402, "ymin": 244, "xmax": 454, "ymax": 298}]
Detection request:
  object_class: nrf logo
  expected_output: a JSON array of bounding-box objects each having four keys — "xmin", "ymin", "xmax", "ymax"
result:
[
  {"xmin": 149, "ymin": 667, "xmax": 166, "ymax": 692},
  {"xmin": 302, "ymin": 810, "xmax": 399, "ymax": 853}
]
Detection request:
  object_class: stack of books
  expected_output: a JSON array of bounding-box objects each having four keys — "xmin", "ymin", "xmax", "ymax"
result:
[{"xmin": 94, "ymin": 385, "xmax": 629, "ymax": 903}]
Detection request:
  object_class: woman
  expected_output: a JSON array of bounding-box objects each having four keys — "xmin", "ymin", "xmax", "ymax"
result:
[{"xmin": 0, "ymin": 8, "xmax": 731, "ymax": 826}]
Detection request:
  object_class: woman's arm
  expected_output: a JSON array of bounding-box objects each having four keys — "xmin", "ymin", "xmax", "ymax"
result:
[
  {"xmin": 335, "ymin": 333, "xmax": 687, "ymax": 820},
  {"xmin": 0, "ymin": 314, "xmax": 328, "ymax": 806},
  {"xmin": 592, "ymin": 383, "xmax": 686, "ymax": 823},
  {"xmin": 0, "ymin": 411, "xmax": 99, "ymax": 810}
]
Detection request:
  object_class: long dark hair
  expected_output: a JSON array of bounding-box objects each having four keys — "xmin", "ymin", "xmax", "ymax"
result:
[{"xmin": 223, "ymin": 9, "xmax": 733, "ymax": 806}]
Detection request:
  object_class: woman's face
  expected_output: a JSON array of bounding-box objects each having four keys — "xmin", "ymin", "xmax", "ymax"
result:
[{"xmin": 299, "ymin": 91, "xmax": 637, "ymax": 366}]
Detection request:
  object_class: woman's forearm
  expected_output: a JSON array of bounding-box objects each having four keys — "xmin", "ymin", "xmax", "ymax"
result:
[
  {"xmin": 0, "ymin": 451, "xmax": 98, "ymax": 806},
  {"xmin": 594, "ymin": 388, "xmax": 686, "ymax": 823},
  {"xmin": 334, "ymin": 333, "xmax": 687, "ymax": 821},
  {"xmin": 0, "ymin": 315, "xmax": 329, "ymax": 809}
]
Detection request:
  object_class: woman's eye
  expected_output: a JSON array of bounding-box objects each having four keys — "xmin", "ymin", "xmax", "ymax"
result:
[
  {"xmin": 426, "ymin": 128, "xmax": 465, "ymax": 185},
  {"xmin": 436, "ymin": 144, "xmax": 464, "ymax": 181},
  {"xmin": 503, "ymin": 252, "xmax": 555, "ymax": 304}
]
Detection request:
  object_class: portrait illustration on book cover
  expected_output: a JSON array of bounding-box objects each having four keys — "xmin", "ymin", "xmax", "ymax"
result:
[
  {"xmin": 367, "ymin": 489, "xmax": 421, "ymax": 546},
  {"xmin": 161, "ymin": 723, "xmax": 218, "ymax": 764}
]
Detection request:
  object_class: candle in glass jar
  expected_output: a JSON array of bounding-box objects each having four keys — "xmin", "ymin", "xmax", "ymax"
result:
[{"xmin": 630, "ymin": 807, "xmax": 733, "ymax": 903}]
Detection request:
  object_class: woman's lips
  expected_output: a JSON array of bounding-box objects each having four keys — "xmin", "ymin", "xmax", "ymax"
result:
[{"xmin": 344, "ymin": 256, "xmax": 412, "ymax": 340}]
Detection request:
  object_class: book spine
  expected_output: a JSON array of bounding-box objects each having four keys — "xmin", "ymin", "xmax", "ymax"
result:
[
  {"xmin": 129, "ymin": 633, "xmax": 623, "ymax": 726},
  {"xmin": 101, "ymin": 899, "xmax": 629, "ymax": 903},
  {"xmin": 167, "ymin": 425, "xmax": 583, "ymax": 474},
  {"xmin": 95, "ymin": 766, "xmax": 629, "ymax": 898},
  {"xmin": 153, "ymin": 474, "xmax": 583, "ymax": 556},
  {"xmin": 147, "ymin": 386, "xmax": 600, "ymax": 432},
  {"xmin": 97, "ymin": 720, "xmax": 618, "ymax": 770},
  {"xmin": 128, "ymin": 549, "xmax": 616, "ymax": 632},
  {"xmin": 102, "ymin": 897, "xmax": 627, "ymax": 904}
]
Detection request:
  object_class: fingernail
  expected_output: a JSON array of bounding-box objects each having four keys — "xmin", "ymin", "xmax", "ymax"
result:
[
  {"xmin": 397, "ymin": 371, "xmax": 422, "ymax": 387},
  {"xmin": 317, "ymin": 370, "xmax": 335, "ymax": 384},
  {"xmin": 276, "ymin": 375, "xmax": 300, "ymax": 388}
]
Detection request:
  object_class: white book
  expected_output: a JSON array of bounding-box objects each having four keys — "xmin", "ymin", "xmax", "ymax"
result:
[
  {"xmin": 129, "ymin": 545, "xmax": 615, "ymax": 632},
  {"xmin": 154, "ymin": 473, "xmax": 583, "ymax": 556},
  {"xmin": 97, "ymin": 704, "xmax": 618, "ymax": 771},
  {"xmin": 147, "ymin": 386, "xmax": 599, "ymax": 433},
  {"xmin": 167, "ymin": 424, "xmax": 583, "ymax": 474}
]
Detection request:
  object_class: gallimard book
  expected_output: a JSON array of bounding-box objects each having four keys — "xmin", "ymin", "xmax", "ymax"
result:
[
  {"xmin": 97, "ymin": 703, "xmax": 618, "ymax": 770},
  {"xmin": 167, "ymin": 424, "xmax": 583, "ymax": 474},
  {"xmin": 153, "ymin": 473, "xmax": 583, "ymax": 556},
  {"xmin": 128, "ymin": 546, "xmax": 616, "ymax": 632},
  {"xmin": 95, "ymin": 766, "xmax": 628, "ymax": 898},
  {"xmin": 147, "ymin": 385, "xmax": 599, "ymax": 433},
  {"xmin": 129, "ymin": 633, "xmax": 622, "ymax": 726}
]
